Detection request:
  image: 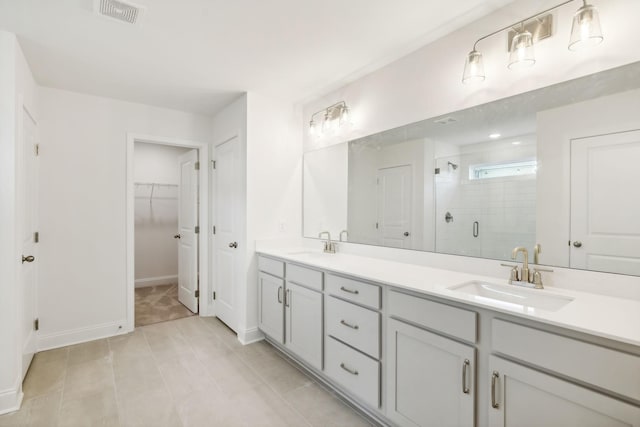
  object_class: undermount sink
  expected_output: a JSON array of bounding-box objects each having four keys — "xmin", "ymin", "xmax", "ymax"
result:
[{"xmin": 448, "ymin": 281, "xmax": 574, "ymax": 312}]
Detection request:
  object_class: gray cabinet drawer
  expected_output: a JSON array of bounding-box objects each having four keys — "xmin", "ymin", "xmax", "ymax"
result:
[
  {"xmin": 286, "ymin": 263, "xmax": 323, "ymax": 291},
  {"xmin": 388, "ymin": 290, "xmax": 477, "ymax": 343},
  {"xmin": 258, "ymin": 256, "xmax": 284, "ymax": 278},
  {"xmin": 326, "ymin": 274, "xmax": 381, "ymax": 309},
  {"xmin": 492, "ymin": 319, "xmax": 640, "ymax": 402},
  {"xmin": 326, "ymin": 296, "xmax": 380, "ymax": 359},
  {"xmin": 325, "ymin": 337, "xmax": 380, "ymax": 409}
]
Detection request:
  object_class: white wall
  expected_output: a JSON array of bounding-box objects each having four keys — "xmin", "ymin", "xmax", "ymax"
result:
[
  {"xmin": 244, "ymin": 92, "xmax": 302, "ymax": 342},
  {"xmin": 536, "ymin": 88, "xmax": 640, "ymax": 267},
  {"xmin": 0, "ymin": 31, "xmax": 38, "ymax": 414},
  {"xmin": 37, "ymin": 87, "xmax": 211, "ymax": 350},
  {"xmin": 304, "ymin": 143, "xmax": 348, "ymax": 239},
  {"xmin": 133, "ymin": 143, "xmax": 190, "ymax": 286},
  {"xmin": 302, "ymin": 0, "xmax": 640, "ymax": 152}
]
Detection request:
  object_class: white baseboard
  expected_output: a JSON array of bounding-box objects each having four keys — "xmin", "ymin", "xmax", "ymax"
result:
[
  {"xmin": 238, "ymin": 327, "xmax": 264, "ymax": 345},
  {"xmin": 37, "ymin": 319, "xmax": 128, "ymax": 352},
  {"xmin": 0, "ymin": 380, "xmax": 23, "ymax": 416},
  {"xmin": 134, "ymin": 275, "xmax": 178, "ymax": 288}
]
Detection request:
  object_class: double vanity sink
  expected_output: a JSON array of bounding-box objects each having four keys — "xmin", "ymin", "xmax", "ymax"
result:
[
  {"xmin": 257, "ymin": 246, "xmax": 640, "ymax": 427},
  {"xmin": 449, "ymin": 280, "xmax": 574, "ymax": 312}
]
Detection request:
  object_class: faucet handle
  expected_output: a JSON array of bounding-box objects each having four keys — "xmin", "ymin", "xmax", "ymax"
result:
[{"xmin": 500, "ymin": 263, "xmax": 519, "ymax": 283}]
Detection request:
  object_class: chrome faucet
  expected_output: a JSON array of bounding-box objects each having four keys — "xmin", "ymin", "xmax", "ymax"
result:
[
  {"xmin": 339, "ymin": 230, "xmax": 349, "ymax": 242},
  {"xmin": 533, "ymin": 243, "xmax": 541, "ymax": 265},
  {"xmin": 318, "ymin": 231, "xmax": 336, "ymax": 253},
  {"xmin": 511, "ymin": 246, "xmax": 530, "ymax": 283},
  {"xmin": 502, "ymin": 245, "xmax": 553, "ymax": 289}
]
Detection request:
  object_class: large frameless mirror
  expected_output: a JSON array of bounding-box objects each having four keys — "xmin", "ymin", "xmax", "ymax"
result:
[{"xmin": 303, "ymin": 61, "xmax": 640, "ymax": 276}]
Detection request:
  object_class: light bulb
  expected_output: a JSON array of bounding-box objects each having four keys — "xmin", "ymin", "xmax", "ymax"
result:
[
  {"xmin": 508, "ymin": 30, "xmax": 535, "ymax": 70},
  {"xmin": 462, "ymin": 50, "xmax": 485, "ymax": 83},
  {"xmin": 569, "ymin": 3, "xmax": 603, "ymax": 51}
]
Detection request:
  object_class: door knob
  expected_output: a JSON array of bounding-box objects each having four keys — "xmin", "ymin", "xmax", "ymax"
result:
[
  {"xmin": 403, "ymin": 232, "xmax": 410, "ymax": 237},
  {"xmin": 173, "ymin": 234, "xmax": 181, "ymax": 239},
  {"xmin": 22, "ymin": 255, "xmax": 35, "ymax": 264},
  {"xmin": 229, "ymin": 242, "xmax": 238, "ymax": 248},
  {"xmin": 573, "ymin": 241, "xmax": 582, "ymax": 248}
]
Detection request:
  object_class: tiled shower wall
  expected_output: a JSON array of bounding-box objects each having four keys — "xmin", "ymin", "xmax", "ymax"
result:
[{"xmin": 435, "ymin": 141, "xmax": 537, "ymax": 262}]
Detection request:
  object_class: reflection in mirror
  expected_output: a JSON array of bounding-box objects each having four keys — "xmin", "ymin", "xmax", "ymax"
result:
[{"xmin": 303, "ymin": 62, "xmax": 640, "ymax": 276}]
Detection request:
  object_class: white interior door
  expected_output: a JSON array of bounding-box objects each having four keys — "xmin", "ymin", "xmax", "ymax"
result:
[
  {"xmin": 214, "ymin": 136, "xmax": 240, "ymax": 331},
  {"xmin": 19, "ymin": 108, "xmax": 38, "ymax": 379},
  {"xmin": 570, "ymin": 129, "xmax": 640, "ymax": 275},
  {"xmin": 177, "ymin": 149, "xmax": 199, "ymax": 313},
  {"xmin": 377, "ymin": 165, "xmax": 412, "ymax": 248}
]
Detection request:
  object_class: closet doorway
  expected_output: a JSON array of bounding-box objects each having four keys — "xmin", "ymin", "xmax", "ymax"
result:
[{"xmin": 126, "ymin": 135, "xmax": 209, "ymax": 331}]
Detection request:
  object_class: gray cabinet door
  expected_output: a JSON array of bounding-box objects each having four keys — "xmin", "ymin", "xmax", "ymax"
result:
[
  {"xmin": 387, "ymin": 319, "xmax": 475, "ymax": 427},
  {"xmin": 258, "ymin": 272, "xmax": 284, "ymax": 342},
  {"xmin": 488, "ymin": 356, "xmax": 640, "ymax": 427},
  {"xmin": 285, "ymin": 281, "xmax": 323, "ymax": 370}
]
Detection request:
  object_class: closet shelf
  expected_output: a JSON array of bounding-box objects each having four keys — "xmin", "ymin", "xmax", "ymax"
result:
[{"xmin": 134, "ymin": 182, "xmax": 179, "ymax": 203}]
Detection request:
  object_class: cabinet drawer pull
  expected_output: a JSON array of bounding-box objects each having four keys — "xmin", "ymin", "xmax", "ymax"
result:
[
  {"xmin": 462, "ymin": 359, "xmax": 470, "ymax": 394},
  {"xmin": 340, "ymin": 319, "xmax": 359, "ymax": 330},
  {"xmin": 277, "ymin": 286, "xmax": 283, "ymax": 304},
  {"xmin": 340, "ymin": 363, "xmax": 358, "ymax": 376},
  {"xmin": 340, "ymin": 286, "xmax": 359, "ymax": 295},
  {"xmin": 491, "ymin": 371, "xmax": 500, "ymax": 409}
]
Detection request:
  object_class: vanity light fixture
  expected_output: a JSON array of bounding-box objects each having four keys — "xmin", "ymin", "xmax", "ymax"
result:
[
  {"xmin": 568, "ymin": 0, "xmax": 604, "ymax": 50},
  {"xmin": 462, "ymin": 0, "xmax": 604, "ymax": 83},
  {"xmin": 508, "ymin": 26, "xmax": 535, "ymax": 69},
  {"xmin": 309, "ymin": 101, "xmax": 351, "ymax": 137}
]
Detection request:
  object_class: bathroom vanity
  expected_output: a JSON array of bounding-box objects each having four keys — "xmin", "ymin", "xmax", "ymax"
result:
[{"xmin": 256, "ymin": 250, "xmax": 640, "ymax": 427}]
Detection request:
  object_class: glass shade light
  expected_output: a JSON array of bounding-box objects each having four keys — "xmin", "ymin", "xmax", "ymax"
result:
[
  {"xmin": 309, "ymin": 119, "xmax": 318, "ymax": 136},
  {"xmin": 339, "ymin": 106, "xmax": 351, "ymax": 126},
  {"xmin": 508, "ymin": 30, "xmax": 535, "ymax": 69},
  {"xmin": 322, "ymin": 112, "xmax": 339, "ymax": 135},
  {"xmin": 462, "ymin": 50, "xmax": 485, "ymax": 83},
  {"xmin": 568, "ymin": 3, "xmax": 603, "ymax": 51}
]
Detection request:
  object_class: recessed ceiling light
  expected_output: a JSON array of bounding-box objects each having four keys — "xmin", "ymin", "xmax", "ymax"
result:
[
  {"xmin": 489, "ymin": 133, "xmax": 501, "ymax": 139},
  {"xmin": 512, "ymin": 141, "xmax": 521, "ymax": 145}
]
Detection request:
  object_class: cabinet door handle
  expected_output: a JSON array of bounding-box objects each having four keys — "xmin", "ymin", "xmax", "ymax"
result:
[
  {"xmin": 340, "ymin": 319, "xmax": 359, "ymax": 330},
  {"xmin": 491, "ymin": 371, "xmax": 500, "ymax": 409},
  {"xmin": 462, "ymin": 359, "xmax": 470, "ymax": 394},
  {"xmin": 277, "ymin": 286, "xmax": 283, "ymax": 304},
  {"xmin": 340, "ymin": 363, "xmax": 358, "ymax": 376},
  {"xmin": 285, "ymin": 289, "xmax": 291, "ymax": 307},
  {"xmin": 340, "ymin": 286, "xmax": 359, "ymax": 295}
]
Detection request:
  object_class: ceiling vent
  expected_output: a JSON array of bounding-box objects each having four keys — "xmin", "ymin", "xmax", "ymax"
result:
[
  {"xmin": 434, "ymin": 116, "xmax": 458, "ymax": 125},
  {"xmin": 95, "ymin": 0, "xmax": 145, "ymax": 25}
]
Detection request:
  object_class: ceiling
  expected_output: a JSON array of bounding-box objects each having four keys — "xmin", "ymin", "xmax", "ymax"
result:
[{"xmin": 0, "ymin": 0, "xmax": 515, "ymax": 115}]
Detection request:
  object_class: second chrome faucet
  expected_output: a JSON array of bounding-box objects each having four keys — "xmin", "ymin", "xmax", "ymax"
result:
[{"xmin": 503, "ymin": 244, "xmax": 553, "ymax": 289}]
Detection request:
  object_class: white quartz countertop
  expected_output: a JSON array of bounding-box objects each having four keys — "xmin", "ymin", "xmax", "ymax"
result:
[{"xmin": 257, "ymin": 247, "xmax": 640, "ymax": 348}]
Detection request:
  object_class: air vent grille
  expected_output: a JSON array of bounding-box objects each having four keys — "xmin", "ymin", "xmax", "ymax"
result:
[
  {"xmin": 434, "ymin": 116, "xmax": 458, "ymax": 125},
  {"xmin": 98, "ymin": 0, "xmax": 143, "ymax": 24}
]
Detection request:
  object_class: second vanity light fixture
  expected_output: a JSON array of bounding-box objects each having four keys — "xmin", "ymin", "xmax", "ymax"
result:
[
  {"xmin": 309, "ymin": 101, "xmax": 351, "ymax": 137},
  {"xmin": 462, "ymin": 0, "xmax": 604, "ymax": 83}
]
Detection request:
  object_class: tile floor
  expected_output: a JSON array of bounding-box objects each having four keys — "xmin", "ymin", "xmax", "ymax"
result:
[
  {"xmin": 0, "ymin": 316, "xmax": 373, "ymax": 427},
  {"xmin": 134, "ymin": 284, "xmax": 195, "ymax": 327}
]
